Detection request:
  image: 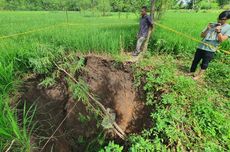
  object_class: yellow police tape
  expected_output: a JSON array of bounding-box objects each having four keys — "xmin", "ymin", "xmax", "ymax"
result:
[
  {"xmin": 0, "ymin": 23, "xmax": 66, "ymax": 40},
  {"xmin": 154, "ymin": 22, "xmax": 230, "ymax": 55},
  {"xmin": 0, "ymin": 22, "xmax": 137, "ymax": 40},
  {"xmin": 0, "ymin": 21, "xmax": 229, "ymax": 55},
  {"xmin": 67, "ymin": 22, "xmax": 138, "ymax": 27}
]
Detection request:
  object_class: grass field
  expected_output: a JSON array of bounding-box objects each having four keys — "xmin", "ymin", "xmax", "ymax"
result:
[{"xmin": 0, "ymin": 10, "xmax": 229, "ymax": 151}]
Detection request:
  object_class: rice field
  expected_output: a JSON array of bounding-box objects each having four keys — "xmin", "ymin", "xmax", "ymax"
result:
[
  {"xmin": 0, "ymin": 10, "xmax": 229, "ymax": 151},
  {"xmin": 1, "ymin": 10, "xmax": 229, "ymax": 95}
]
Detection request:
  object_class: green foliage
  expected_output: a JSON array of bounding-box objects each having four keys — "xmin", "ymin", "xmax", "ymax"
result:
[
  {"xmin": 133, "ymin": 55, "xmax": 230, "ymax": 151},
  {"xmin": 28, "ymin": 45, "xmax": 65, "ymax": 74},
  {"xmin": 1, "ymin": 0, "xmax": 173, "ymax": 15},
  {"xmin": 99, "ymin": 141, "xmax": 123, "ymax": 152},
  {"xmin": 155, "ymin": 0, "xmax": 172, "ymax": 18},
  {"xmin": 78, "ymin": 112, "xmax": 91, "ymax": 123},
  {"xmin": 0, "ymin": 11, "xmax": 229, "ymax": 151},
  {"xmin": 97, "ymin": 0, "xmax": 111, "ymax": 16},
  {"xmin": 0, "ymin": 96, "xmax": 35, "ymax": 151},
  {"xmin": 110, "ymin": 0, "xmax": 124, "ymax": 12},
  {"xmin": 71, "ymin": 78, "xmax": 89, "ymax": 103},
  {"xmin": 138, "ymin": 56, "xmax": 176, "ymax": 105},
  {"xmin": 29, "ymin": 57, "xmax": 53, "ymax": 74},
  {"xmin": 199, "ymin": 1, "xmax": 212, "ymax": 9},
  {"xmin": 205, "ymin": 60, "xmax": 230, "ymax": 97},
  {"xmin": 129, "ymin": 136, "xmax": 155, "ymax": 152},
  {"xmin": 223, "ymin": 4, "xmax": 230, "ymax": 9},
  {"xmin": 186, "ymin": 0, "xmax": 203, "ymax": 9},
  {"xmin": 198, "ymin": 0, "xmax": 220, "ymax": 10},
  {"xmin": 2, "ymin": 0, "xmax": 228, "ymax": 12},
  {"xmin": 39, "ymin": 77, "xmax": 56, "ymax": 88},
  {"xmin": 68, "ymin": 56, "xmax": 85, "ymax": 75},
  {"xmin": 216, "ymin": 0, "xmax": 229, "ymax": 8},
  {"xmin": 0, "ymin": 63, "xmax": 14, "ymax": 94}
]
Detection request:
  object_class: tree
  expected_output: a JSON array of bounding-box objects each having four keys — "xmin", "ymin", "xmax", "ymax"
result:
[
  {"xmin": 186, "ymin": 0, "xmax": 203, "ymax": 9},
  {"xmin": 111, "ymin": 0, "xmax": 124, "ymax": 18},
  {"xmin": 155, "ymin": 0, "xmax": 172, "ymax": 19},
  {"xmin": 97, "ymin": 0, "xmax": 111, "ymax": 16},
  {"xmin": 0, "ymin": 0, "xmax": 6, "ymax": 10},
  {"xmin": 65, "ymin": 0, "xmax": 80, "ymax": 11},
  {"xmin": 78, "ymin": 0, "xmax": 91, "ymax": 12},
  {"xmin": 216, "ymin": 0, "xmax": 229, "ymax": 8},
  {"xmin": 143, "ymin": 0, "xmax": 171, "ymax": 52}
]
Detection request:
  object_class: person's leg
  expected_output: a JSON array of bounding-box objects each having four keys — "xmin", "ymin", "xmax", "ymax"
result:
[
  {"xmin": 193, "ymin": 69, "xmax": 206, "ymax": 80},
  {"xmin": 193, "ymin": 51, "xmax": 214, "ymax": 80},
  {"xmin": 190, "ymin": 49, "xmax": 203, "ymax": 74},
  {"xmin": 133, "ymin": 37, "xmax": 146, "ymax": 56}
]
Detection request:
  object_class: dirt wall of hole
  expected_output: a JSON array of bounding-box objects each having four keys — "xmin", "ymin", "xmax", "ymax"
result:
[{"xmin": 19, "ymin": 55, "xmax": 152, "ymax": 152}]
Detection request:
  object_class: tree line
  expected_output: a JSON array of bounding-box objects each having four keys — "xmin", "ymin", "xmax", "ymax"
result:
[{"xmin": 0, "ymin": 0, "xmax": 229, "ymax": 11}]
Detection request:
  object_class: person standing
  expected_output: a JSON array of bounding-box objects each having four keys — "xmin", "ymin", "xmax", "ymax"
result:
[
  {"xmin": 132, "ymin": 6, "xmax": 153, "ymax": 56},
  {"xmin": 190, "ymin": 11, "xmax": 230, "ymax": 80}
]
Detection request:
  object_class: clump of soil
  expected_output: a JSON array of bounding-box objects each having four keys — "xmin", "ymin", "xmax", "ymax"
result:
[{"xmin": 19, "ymin": 55, "xmax": 152, "ymax": 152}]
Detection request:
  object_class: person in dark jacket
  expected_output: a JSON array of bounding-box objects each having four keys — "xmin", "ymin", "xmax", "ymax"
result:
[{"xmin": 132, "ymin": 6, "xmax": 153, "ymax": 56}]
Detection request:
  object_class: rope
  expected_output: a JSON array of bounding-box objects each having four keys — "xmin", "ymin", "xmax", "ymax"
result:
[
  {"xmin": 39, "ymin": 99, "xmax": 79, "ymax": 152},
  {"xmin": 0, "ymin": 23, "xmax": 66, "ymax": 40},
  {"xmin": 154, "ymin": 22, "xmax": 230, "ymax": 55},
  {"xmin": 0, "ymin": 20, "xmax": 228, "ymax": 55},
  {"xmin": 0, "ymin": 22, "xmax": 137, "ymax": 40},
  {"xmin": 67, "ymin": 22, "xmax": 137, "ymax": 27}
]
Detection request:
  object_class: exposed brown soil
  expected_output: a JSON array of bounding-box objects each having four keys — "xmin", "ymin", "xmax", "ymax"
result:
[{"xmin": 19, "ymin": 55, "xmax": 152, "ymax": 152}]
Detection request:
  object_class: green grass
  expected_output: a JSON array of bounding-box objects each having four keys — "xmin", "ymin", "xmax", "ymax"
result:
[
  {"xmin": 0, "ymin": 10, "xmax": 229, "ymax": 151},
  {"xmin": 131, "ymin": 54, "xmax": 229, "ymax": 151},
  {"xmin": 152, "ymin": 10, "xmax": 230, "ymax": 54},
  {"xmin": 152, "ymin": 11, "xmax": 230, "ymax": 97},
  {"xmin": 0, "ymin": 96, "xmax": 34, "ymax": 151}
]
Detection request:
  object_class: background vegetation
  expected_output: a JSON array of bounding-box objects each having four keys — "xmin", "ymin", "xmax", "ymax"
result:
[
  {"xmin": 0, "ymin": 0, "xmax": 229, "ymax": 11},
  {"xmin": 0, "ymin": 0, "xmax": 229, "ymax": 151}
]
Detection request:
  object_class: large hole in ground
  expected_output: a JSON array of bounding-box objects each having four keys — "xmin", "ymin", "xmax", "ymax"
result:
[{"xmin": 19, "ymin": 55, "xmax": 152, "ymax": 152}]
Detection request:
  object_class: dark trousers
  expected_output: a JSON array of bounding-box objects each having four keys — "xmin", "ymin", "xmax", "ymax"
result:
[{"xmin": 190, "ymin": 49, "xmax": 215, "ymax": 72}]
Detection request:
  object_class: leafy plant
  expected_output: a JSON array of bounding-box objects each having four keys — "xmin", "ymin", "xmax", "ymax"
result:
[
  {"xmin": 99, "ymin": 141, "xmax": 123, "ymax": 152},
  {"xmin": 129, "ymin": 136, "xmax": 155, "ymax": 152},
  {"xmin": 71, "ymin": 78, "xmax": 89, "ymax": 103},
  {"xmin": 132, "ymin": 54, "xmax": 230, "ymax": 151},
  {"xmin": 78, "ymin": 112, "xmax": 91, "ymax": 123},
  {"xmin": 0, "ymin": 62, "xmax": 14, "ymax": 94},
  {"xmin": 0, "ymin": 96, "xmax": 36, "ymax": 152},
  {"xmin": 39, "ymin": 77, "xmax": 56, "ymax": 88}
]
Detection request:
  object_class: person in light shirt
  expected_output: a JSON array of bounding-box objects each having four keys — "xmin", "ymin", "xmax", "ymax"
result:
[{"xmin": 190, "ymin": 11, "xmax": 230, "ymax": 80}]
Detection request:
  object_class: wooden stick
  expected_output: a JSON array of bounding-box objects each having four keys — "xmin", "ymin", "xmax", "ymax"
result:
[
  {"xmin": 53, "ymin": 62, "xmax": 126, "ymax": 140},
  {"xmin": 5, "ymin": 140, "xmax": 15, "ymax": 152}
]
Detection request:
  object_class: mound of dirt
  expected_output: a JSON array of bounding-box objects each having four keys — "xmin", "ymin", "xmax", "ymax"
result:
[{"xmin": 19, "ymin": 55, "xmax": 152, "ymax": 152}]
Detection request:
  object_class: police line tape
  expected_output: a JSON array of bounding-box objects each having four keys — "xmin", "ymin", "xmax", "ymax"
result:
[
  {"xmin": 0, "ymin": 22, "xmax": 138, "ymax": 40},
  {"xmin": 0, "ymin": 23, "xmax": 66, "ymax": 40},
  {"xmin": 154, "ymin": 22, "xmax": 230, "ymax": 55},
  {"xmin": 0, "ymin": 21, "xmax": 229, "ymax": 55}
]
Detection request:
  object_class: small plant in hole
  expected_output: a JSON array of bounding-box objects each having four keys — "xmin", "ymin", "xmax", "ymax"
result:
[{"xmin": 39, "ymin": 77, "xmax": 56, "ymax": 88}]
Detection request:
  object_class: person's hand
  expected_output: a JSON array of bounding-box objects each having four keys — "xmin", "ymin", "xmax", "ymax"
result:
[
  {"xmin": 207, "ymin": 23, "xmax": 212, "ymax": 30},
  {"xmin": 215, "ymin": 25, "xmax": 222, "ymax": 33}
]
